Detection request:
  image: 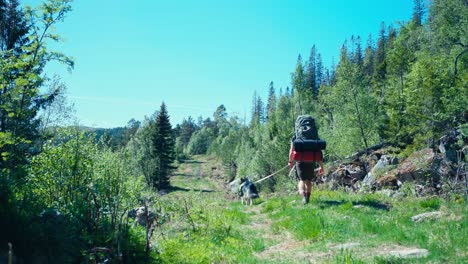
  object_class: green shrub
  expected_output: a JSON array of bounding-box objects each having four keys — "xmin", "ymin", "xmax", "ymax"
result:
[
  {"xmin": 14, "ymin": 129, "xmax": 149, "ymax": 262},
  {"xmin": 419, "ymin": 198, "xmax": 441, "ymax": 210}
]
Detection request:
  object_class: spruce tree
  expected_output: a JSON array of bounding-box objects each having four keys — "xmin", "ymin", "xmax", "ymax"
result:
[
  {"xmin": 151, "ymin": 102, "xmax": 174, "ymax": 189},
  {"xmin": 305, "ymin": 45, "xmax": 317, "ymax": 95},
  {"xmin": 266, "ymin": 81, "xmax": 276, "ymax": 120},
  {"xmin": 0, "ymin": 0, "xmax": 73, "ymax": 176},
  {"xmin": 329, "ymin": 58, "xmax": 337, "ymax": 86},
  {"xmin": 256, "ymin": 96, "xmax": 265, "ymax": 123},
  {"xmin": 0, "ymin": 0, "xmax": 28, "ymax": 52},
  {"xmin": 363, "ymin": 34, "xmax": 375, "ymax": 80},
  {"xmin": 292, "ymin": 55, "xmax": 310, "ymax": 114},
  {"xmin": 179, "ymin": 116, "xmax": 196, "ymax": 147},
  {"xmin": 412, "ymin": 0, "xmax": 424, "ymax": 27},
  {"xmin": 373, "ymin": 22, "xmax": 387, "ymax": 102},
  {"xmin": 316, "ymin": 53, "xmax": 324, "ymax": 91},
  {"xmin": 353, "ymin": 36, "xmax": 363, "ymax": 66},
  {"xmin": 251, "ymin": 91, "xmax": 259, "ymax": 125}
]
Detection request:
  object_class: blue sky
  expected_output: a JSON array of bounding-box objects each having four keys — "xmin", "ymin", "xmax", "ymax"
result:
[{"xmin": 28, "ymin": 0, "xmax": 413, "ymax": 128}]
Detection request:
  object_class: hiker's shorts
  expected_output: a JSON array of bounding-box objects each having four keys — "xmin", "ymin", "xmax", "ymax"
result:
[{"xmin": 295, "ymin": 162, "xmax": 316, "ymax": 181}]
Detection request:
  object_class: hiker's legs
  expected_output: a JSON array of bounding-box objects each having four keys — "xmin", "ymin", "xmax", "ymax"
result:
[
  {"xmin": 297, "ymin": 180, "xmax": 312, "ymax": 193},
  {"xmin": 298, "ymin": 180, "xmax": 312, "ymax": 204},
  {"xmin": 296, "ymin": 162, "xmax": 315, "ymax": 204},
  {"xmin": 304, "ymin": 180, "xmax": 312, "ymax": 203},
  {"xmin": 297, "ymin": 180, "xmax": 305, "ymax": 195}
]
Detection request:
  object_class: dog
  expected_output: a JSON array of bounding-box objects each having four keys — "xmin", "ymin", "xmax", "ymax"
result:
[
  {"xmin": 128, "ymin": 206, "xmax": 157, "ymax": 227},
  {"xmin": 239, "ymin": 178, "xmax": 259, "ymax": 206}
]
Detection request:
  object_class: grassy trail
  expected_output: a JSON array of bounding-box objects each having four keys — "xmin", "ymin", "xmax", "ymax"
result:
[{"xmin": 155, "ymin": 155, "xmax": 467, "ymax": 263}]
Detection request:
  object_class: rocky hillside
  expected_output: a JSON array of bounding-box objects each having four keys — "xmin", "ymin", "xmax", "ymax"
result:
[{"xmin": 325, "ymin": 128, "xmax": 467, "ymax": 197}]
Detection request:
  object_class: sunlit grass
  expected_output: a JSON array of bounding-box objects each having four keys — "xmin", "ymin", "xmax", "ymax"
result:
[
  {"xmin": 259, "ymin": 190, "xmax": 466, "ymax": 262},
  {"xmin": 157, "ymin": 157, "xmax": 466, "ymax": 263}
]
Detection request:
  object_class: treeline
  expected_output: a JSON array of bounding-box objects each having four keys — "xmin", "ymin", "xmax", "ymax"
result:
[{"xmin": 172, "ymin": 0, "xmax": 467, "ymax": 187}]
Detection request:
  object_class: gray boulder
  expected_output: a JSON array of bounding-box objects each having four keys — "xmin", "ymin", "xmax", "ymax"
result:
[{"xmin": 411, "ymin": 211, "xmax": 442, "ymax": 223}]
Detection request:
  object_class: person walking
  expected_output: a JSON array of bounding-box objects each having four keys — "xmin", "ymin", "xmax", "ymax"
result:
[
  {"xmin": 289, "ymin": 143, "xmax": 323, "ymax": 204},
  {"xmin": 288, "ymin": 115, "xmax": 325, "ymax": 204}
]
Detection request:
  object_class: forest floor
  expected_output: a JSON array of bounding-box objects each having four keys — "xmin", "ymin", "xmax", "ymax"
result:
[{"xmin": 153, "ymin": 155, "xmax": 467, "ymax": 263}]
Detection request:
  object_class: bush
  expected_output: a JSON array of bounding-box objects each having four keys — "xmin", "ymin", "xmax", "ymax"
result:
[{"xmin": 7, "ymin": 129, "xmax": 149, "ymax": 262}]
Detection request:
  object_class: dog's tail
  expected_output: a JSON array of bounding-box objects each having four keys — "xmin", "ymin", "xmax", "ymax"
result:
[{"xmin": 249, "ymin": 192, "xmax": 259, "ymax": 199}]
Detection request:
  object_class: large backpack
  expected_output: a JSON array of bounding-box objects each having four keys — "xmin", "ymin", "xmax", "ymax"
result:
[
  {"xmin": 294, "ymin": 115, "xmax": 318, "ymax": 140},
  {"xmin": 291, "ymin": 115, "xmax": 326, "ymax": 162}
]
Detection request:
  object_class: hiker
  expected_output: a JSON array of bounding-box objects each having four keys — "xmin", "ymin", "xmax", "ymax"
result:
[{"xmin": 288, "ymin": 115, "xmax": 326, "ymax": 204}]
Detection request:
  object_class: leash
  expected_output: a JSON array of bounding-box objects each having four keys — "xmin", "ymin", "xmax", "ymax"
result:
[{"xmin": 254, "ymin": 165, "xmax": 289, "ymax": 184}]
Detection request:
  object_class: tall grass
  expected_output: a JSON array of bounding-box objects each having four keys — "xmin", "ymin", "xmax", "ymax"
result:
[{"xmin": 260, "ymin": 190, "xmax": 466, "ymax": 262}]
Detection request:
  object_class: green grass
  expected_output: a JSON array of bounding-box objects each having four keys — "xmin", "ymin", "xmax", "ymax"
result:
[
  {"xmin": 151, "ymin": 156, "xmax": 467, "ymax": 263},
  {"xmin": 158, "ymin": 198, "xmax": 262, "ymax": 264},
  {"xmin": 259, "ymin": 190, "xmax": 467, "ymax": 263}
]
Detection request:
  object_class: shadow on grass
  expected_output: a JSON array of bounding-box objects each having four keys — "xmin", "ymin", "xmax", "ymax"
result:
[
  {"xmin": 317, "ymin": 199, "xmax": 390, "ymax": 211},
  {"xmin": 165, "ymin": 186, "xmax": 215, "ymax": 194},
  {"xmin": 172, "ymin": 173, "xmax": 190, "ymax": 177},
  {"xmin": 318, "ymin": 200, "xmax": 343, "ymax": 207},
  {"xmin": 353, "ymin": 200, "xmax": 390, "ymax": 211},
  {"xmin": 182, "ymin": 160, "xmax": 205, "ymax": 164}
]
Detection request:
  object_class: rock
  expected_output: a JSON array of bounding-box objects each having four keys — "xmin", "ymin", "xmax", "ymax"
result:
[
  {"xmin": 158, "ymin": 189, "xmax": 169, "ymax": 196},
  {"xmin": 388, "ymin": 248, "xmax": 429, "ymax": 258},
  {"xmin": 362, "ymin": 173, "xmax": 376, "ymax": 188},
  {"xmin": 331, "ymin": 242, "xmax": 360, "ymax": 250},
  {"xmin": 362, "ymin": 155, "xmax": 398, "ymax": 189},
  {"xmin": 376, "ymin": 189, "xmax": 395, "ymax": 197},
  {"xmin": 327, "ymin": 162, "xmax": 367, "ymax": 189},
  {"xmin": 411, "ymin": 211, "xmax": 442, "ymax": 222},
  {"xmin": 376, "ymin": 174, "xmax": 398, "ymax": 188},
  {"xmin": 438, "ymin": 129, "xmax": 465, "ymax": 164},
  {"xmin": 397, "ymin": 149, "xmax": 436, "ymax": 182},
  {"xmin": 395, "ymin": 148, "xmax": 456, "ymax": 194}
]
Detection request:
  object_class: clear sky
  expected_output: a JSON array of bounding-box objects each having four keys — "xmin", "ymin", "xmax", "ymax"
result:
[{"xmin": 27, "ymin": 0, "xmax": 414, "ymax": 128}]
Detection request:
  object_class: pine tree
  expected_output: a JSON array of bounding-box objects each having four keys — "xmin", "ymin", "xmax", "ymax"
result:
[
  {"xmin": 0, "ymin": 0, "xmax": 73, "ymax": 176},
  {"xmin": 266, "ymin": 81, "xmax": 276, "ymax": 121},
  {"xmin": 363, "ymin": 34, "xmax": 375, "ymax": 79},
  {"xmin": 251, "ymin": 92, "xmax": 264, "ymax": 125},
  {"xmin": 333, "ymin": 46, "xmax": 380, "ymax": 152},
  {"xmin": 305, "ymin": 46, "xmax": 317, "ymax": 95},
  {"xmin": 353, "ymin": 36, "xmax": 363, "ymax": 66},
  {"xmin": 292, "ymin": 55, "xmax": 310, "ymax": 114},
  {"xmin": 373, "ymin": 22, "xmax": 387, "ymax": 102},
  {"xmin": 251, "ymin": 91, "xmax": 259, "ymax": 125},
  {"xmin": 151, "ymin": 102, "xmax": 175, "ymax": 189},
  {"xmin": 179, "ymin": 116, "xmax": 197, "ymax": 147},
  {"xmin": 338, "ymin": 42, "xmax": 349, "ymax": 69},
  {"xmin": 256, "ymin": 96, "xmax": 265, "ymax": 123},
  {"xmin": 329, "ymin": 58, "xmax": 337, "ymax": 86},
  {"xmin": 316, "ymin": 53, "xmax": 324, "ymax": 92},
  {"xmin": 213, "ymin": 104, "xmax": 227, "ymax": 136},
  {"xmin": 412, "ymin": 0, "xmax": 424, "ymax": 27},
  {"xmin": 429, "ymin": 0, "xmax": 467, "ymax": 76},
  {"xmin": 0, "ymin": 0, "xmax": 28, "ymax": 52},
  {"xmin": 387, "ymin": 26, "xmax": 397, "ymax": 50}
]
